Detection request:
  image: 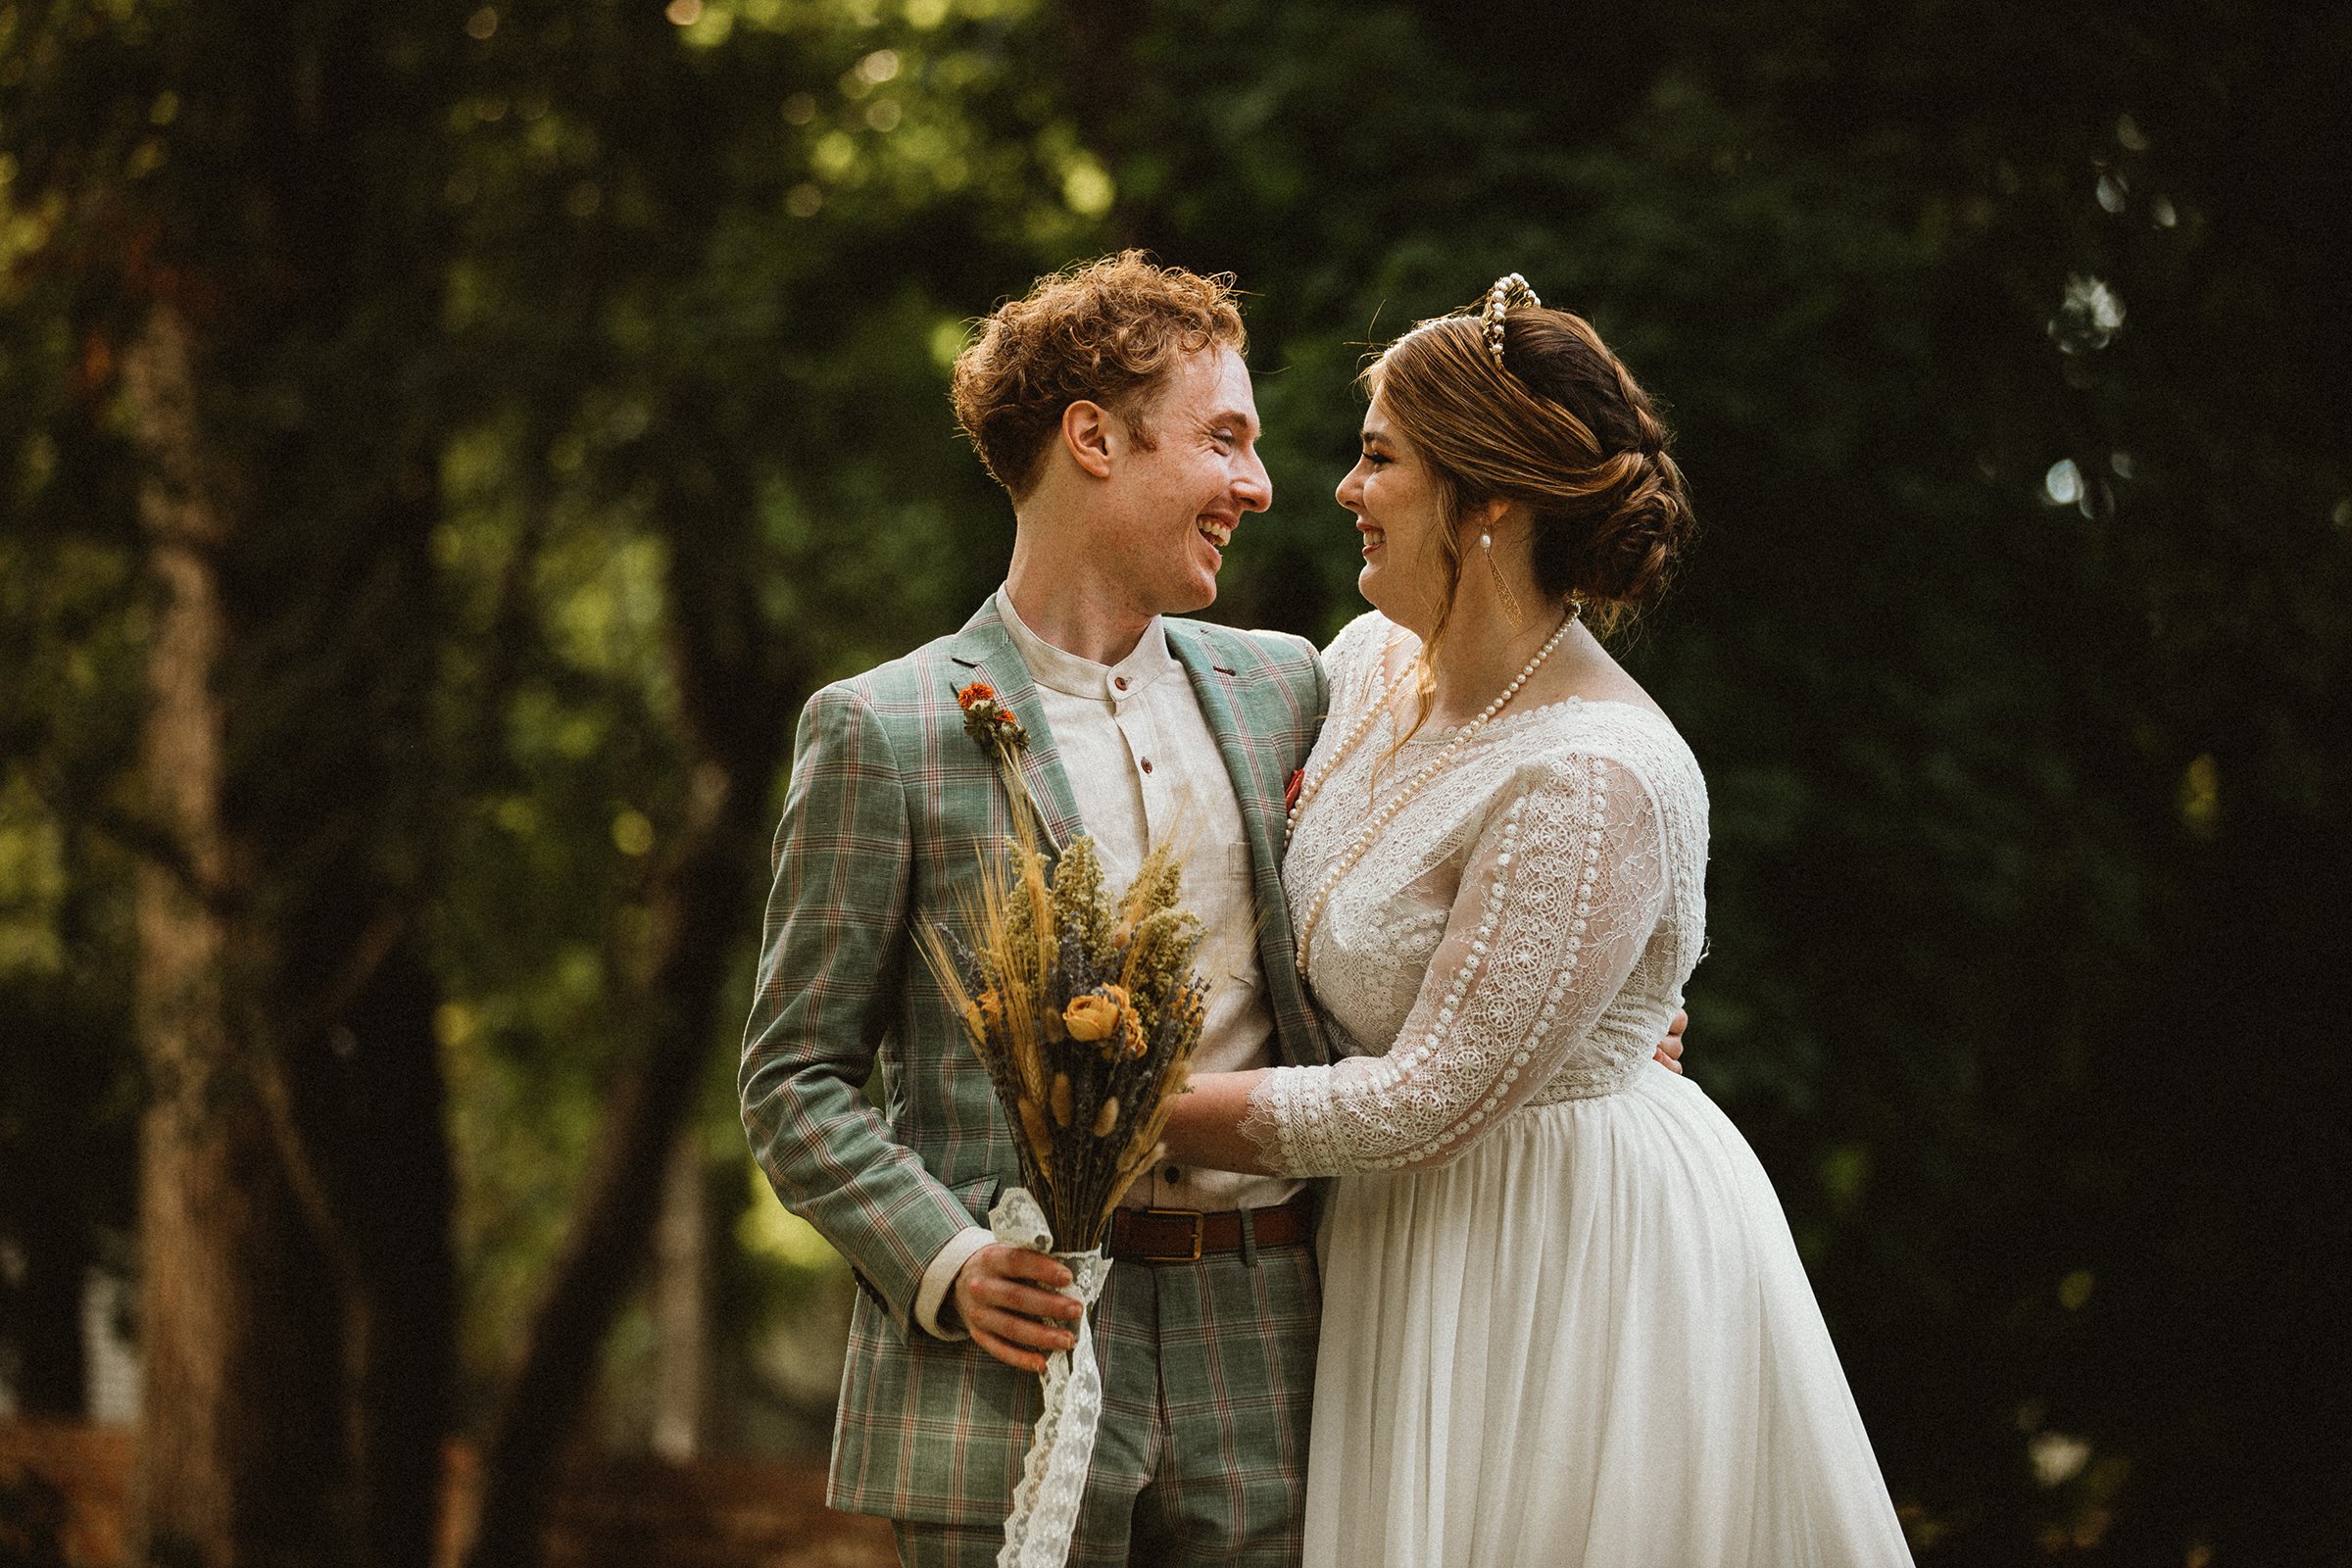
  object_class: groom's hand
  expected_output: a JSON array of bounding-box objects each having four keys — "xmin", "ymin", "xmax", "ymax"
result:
[
  {"xmin": 952, "ymin": 1245, "xmax": 1085, "ymax": 1374},
  {"xmin": 1653, "ymin": 1008, "xmax": 1689, "ymax": 1074}
]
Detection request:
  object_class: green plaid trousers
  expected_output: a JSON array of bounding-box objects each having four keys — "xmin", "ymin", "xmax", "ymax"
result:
[{"xmin": 894, "ymin": 1238, "xmax": 1322, "ymax": 1567}]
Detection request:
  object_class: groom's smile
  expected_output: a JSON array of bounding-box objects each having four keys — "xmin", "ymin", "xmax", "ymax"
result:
[{"xmin": 1106, "ymin": 345, "xmax": 1269, "ymax": 616}]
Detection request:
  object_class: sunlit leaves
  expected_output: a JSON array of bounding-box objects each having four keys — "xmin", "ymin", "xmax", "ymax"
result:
[{"xmin": 0, "ymin": 777, "xmax": 68, "ymax": 977}]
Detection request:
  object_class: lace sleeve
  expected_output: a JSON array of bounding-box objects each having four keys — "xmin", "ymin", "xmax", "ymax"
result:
[{"xmin": 1242, "ymin": 751, "xmax": 1667, "ymax": 1175}]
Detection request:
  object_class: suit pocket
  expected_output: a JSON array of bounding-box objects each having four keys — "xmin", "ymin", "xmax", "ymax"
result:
[{"xmin": 951, "ymin": 1172, "xmax": 1004, "ymax": 1224}]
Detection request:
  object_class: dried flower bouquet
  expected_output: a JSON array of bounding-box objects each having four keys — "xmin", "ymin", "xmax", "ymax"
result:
[{"xmin": 920, "ymin": 832, "xmax": 1208, "ymax": 1250}]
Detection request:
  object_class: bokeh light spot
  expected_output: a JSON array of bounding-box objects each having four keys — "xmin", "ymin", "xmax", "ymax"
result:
[
  {"xmin": 2178, "ymin": 755, "xmax": 2219, "ymax": 837},
  {"xmin": 2059, "ymin": 1269, "xmax": 2094, "ymax": 1309},
  {"xmin": 2049, "ymin": 275, "xmax": 2125, "ymax": 354},
  {"xmin": 433, "ymin": 1002, "xmax": 477, "ymax": 1049},
  {"xmin": 929, "ymin": 318, "xmax": 970, "ymax": 369},
  {"xmin": 2029, "ymin": 1432, "xmax": 2091, "ymax": 1488},
  {"xmin": 1062, "ymin": 156, "xmax": 1114, "ymax": 217},
  {"xmin": 612, "ymin": 809, "xmax": 656, "ymax": 857},
  {"xmin": 811, "ymin": 130, "xmax": 858, "ymax": 178},
  {"xmin": 2042, "ymin": 459, "xmax": 2082, "ymax": 507}
]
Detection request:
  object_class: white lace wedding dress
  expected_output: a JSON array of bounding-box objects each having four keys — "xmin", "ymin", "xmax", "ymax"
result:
[{"xmin": 1241, "ymin": 612, "xmax": 1912, "ymax": 1566}]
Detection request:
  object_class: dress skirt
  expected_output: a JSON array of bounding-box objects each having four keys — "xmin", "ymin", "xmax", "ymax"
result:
[{"xmin": 1301, "ymin": 1060, "xmax": 1914, "ymax": 1566}]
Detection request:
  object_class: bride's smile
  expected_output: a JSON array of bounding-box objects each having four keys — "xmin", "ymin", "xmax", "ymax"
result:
[{"xmin": 1337, "ymin": 394, "xmax": 1447, "ymax": 630}]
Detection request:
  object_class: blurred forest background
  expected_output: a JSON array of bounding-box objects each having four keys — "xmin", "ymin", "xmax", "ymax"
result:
[{"xmin": 1, "ymin": 0, "xmax": 2347, "ymax": 1564}]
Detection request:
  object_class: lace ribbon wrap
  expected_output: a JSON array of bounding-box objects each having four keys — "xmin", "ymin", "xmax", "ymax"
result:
[{"xmin": 989, "ymin": 1188, "xmax": 1112, "ymax": 1568}]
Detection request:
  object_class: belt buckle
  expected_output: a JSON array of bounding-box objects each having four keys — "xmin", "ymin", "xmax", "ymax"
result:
[{"xmin": 1141, "ymin": 1206, "xmax": 1204, "ymax": 1262}]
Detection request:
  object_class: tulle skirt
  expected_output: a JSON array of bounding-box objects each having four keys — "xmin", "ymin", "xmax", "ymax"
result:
[{"xmin": 1302, "ymin": 1060, "xmax": 1913, "ymax": 1566}]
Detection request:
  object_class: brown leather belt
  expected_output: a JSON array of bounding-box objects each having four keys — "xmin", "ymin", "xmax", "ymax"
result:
[{"xmin": 1105, "ymin": 1195, "xmax": 1315, "ymax": 1263}]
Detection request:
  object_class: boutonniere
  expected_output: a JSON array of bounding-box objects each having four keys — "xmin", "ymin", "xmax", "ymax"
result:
[
  {"xmin": 957, "ymin": 680, "xmax": 1059, "ymax": 853},
  {"xmin": 956, "ymin": 680, "xmax": 1029, "ymax": 754}
]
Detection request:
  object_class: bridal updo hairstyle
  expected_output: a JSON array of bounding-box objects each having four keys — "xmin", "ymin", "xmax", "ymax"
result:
[
  {"xmin": 1370, "ymin": 299, "xmax": 1694, "ymax": 635},
  {"xmin": 952, "ymin": 251, "xmax": 1248, "ymax": 499}
]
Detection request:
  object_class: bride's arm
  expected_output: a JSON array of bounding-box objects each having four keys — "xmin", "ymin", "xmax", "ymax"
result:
[
  {"xmin": 1163, "ymin": 751, "xmax": 1669, "ymax": 1178},
  {"xmin": 1161, "ymin": 1068, "xmax": 1280, "ymax": 1175},
  {"xmin": 1161, "ymin": 1006, "xmax": 1683, "ymax": 1175}
]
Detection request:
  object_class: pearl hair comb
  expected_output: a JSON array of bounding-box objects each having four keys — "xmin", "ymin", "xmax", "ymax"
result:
[{"xmin": 1482, "ymin": 272, "xmax": 1541, "ymax": 368}]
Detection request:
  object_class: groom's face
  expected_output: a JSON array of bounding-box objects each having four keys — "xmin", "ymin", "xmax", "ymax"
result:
[{"xmin": 1099, "ymin": 346, "xmax": 1271, "ymax": 615}]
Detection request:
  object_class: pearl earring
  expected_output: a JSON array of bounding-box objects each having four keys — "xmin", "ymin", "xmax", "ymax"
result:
[{"xmin": 1479, "ymin": 526, "xmax": 1525, "ymax": 628}]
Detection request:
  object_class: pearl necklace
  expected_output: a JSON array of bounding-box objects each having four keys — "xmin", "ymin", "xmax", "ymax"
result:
[{"xmin": 1289, "ymin": 608, "xmax": 1578, "ymax": 977}]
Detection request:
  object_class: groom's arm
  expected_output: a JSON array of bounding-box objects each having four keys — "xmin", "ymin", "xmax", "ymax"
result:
[{"xmin": 739, "ymin": 682, "xmax": 982, "ymax": 1336}]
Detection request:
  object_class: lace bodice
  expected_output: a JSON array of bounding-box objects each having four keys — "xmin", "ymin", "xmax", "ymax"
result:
[{"xmin": 1241, "ymin": 612, "xmax": 1710, "ymax": 1176}]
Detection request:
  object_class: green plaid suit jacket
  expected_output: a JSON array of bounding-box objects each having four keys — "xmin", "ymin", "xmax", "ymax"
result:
[{"xmin": 740, "ymin": 595, "xmax": 1330, "ymax": 1526}]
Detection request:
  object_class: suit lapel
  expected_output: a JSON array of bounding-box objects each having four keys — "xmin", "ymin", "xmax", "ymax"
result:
[
  {"xmin": 945, "ymin": 599, "xmax": 1086, "ymax": 855},
  {"xmin": 1166, "ymin": 623, "xmax": 1325, "ymax": 1068}
]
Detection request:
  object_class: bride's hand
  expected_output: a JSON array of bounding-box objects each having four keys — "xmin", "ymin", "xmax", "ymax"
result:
[{"xmin": 1653, "ymin": 1009, "xmax": 1689, "ymax": 1074}]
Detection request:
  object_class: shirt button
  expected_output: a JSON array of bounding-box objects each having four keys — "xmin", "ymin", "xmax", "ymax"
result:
[
  {"xmin": 1113, "ymin": 676, "xmax": 1129, "ymax": 692},
  {"xmin": 1141, "ymin": 757, "xmax": 1154, "ymax": 774}
]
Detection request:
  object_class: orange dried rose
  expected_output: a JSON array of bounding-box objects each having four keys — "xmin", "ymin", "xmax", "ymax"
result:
[
  {"xmin": 1063, "ymin": 992, "xmax": 1120, "ymax": 1042},
  {"xmin": 1117, "ymin": 1011, "xmax": 1147, "ymax": 1059}
]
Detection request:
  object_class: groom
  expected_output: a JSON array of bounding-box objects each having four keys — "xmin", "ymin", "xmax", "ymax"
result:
[
  {"xmin": 741, "ymin": 253, "xmax": 1331, "ymax": 1565},
  {"xmin": 741, "ymin": 254, "xmax": 1685, "ymax": 1565}
]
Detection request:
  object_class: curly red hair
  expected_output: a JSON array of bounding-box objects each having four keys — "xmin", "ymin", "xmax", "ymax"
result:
[{"xmin": 951, "ymin": 252, "xmax": 1248, "ymax": 498}]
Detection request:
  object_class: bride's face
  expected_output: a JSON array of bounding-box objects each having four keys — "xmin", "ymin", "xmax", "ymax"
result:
[{"xmin": 1336, "ymin": 389, "xmax": 1450, "ymax": 635}]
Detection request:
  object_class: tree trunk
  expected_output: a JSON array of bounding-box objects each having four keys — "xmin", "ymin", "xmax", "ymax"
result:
[{"xmin": 125, "ymin": 302, "xmax": 342, "ymax": 1568}]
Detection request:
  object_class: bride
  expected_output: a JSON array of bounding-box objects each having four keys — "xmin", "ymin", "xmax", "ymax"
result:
[{"xmin": 1161, "ymin": 277, "xmax": 1914, "ymax": 1565}]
